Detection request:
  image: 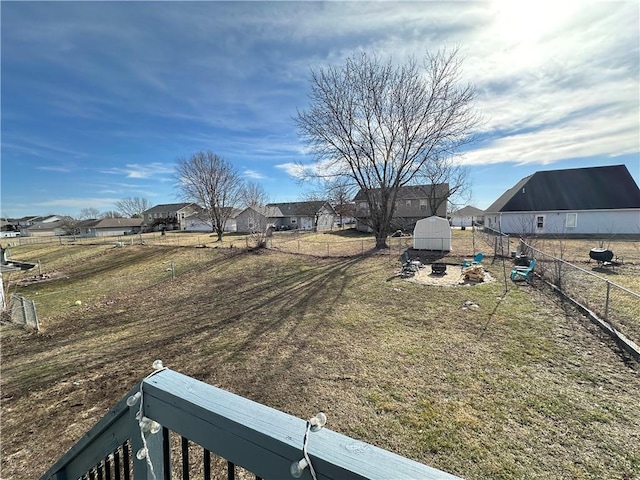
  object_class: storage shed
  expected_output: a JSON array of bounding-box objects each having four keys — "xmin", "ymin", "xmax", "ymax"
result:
[{"xmin": 413, "ymin": 216, "xmax": 451, "ymax": 251}]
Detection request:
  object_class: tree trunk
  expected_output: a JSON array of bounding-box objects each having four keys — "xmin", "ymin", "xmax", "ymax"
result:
[
  {"xmin": 375, "ymin": 235, "xmax": 388, "ymax": 249},
  {"xmin": 375, "ymin": 224, "xmax": 390, "ymax": 249},
  {"xmin": 216, "ymin": 230, "xmax": 223, "ymax": 242}
]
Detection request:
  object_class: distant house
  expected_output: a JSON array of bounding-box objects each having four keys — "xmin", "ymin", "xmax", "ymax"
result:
[
  {"xmin": 450, "ymin": 206, "xmax": 484, "ymax": 228},
  {"xmin": 25, "ymin": 219, "xmax": 69, "ymax": 237},
  {"xmin": 235, "ymin": 201, "xmax": 337, "ymax": 233},
  {"xmin": 79, "ymin": 218, "xmax": 144, "ymax": 237},
  {"xmin": 141, "ymin": 203, "xmax": 200, "ymax": 231},
  {"xmin": 484, "ymin": 165, "xmax": 640, "ymax": 236},
  {"xmin": 353, "ymin": 183, "xmax": 449, "ymax": 233},
  {"xmin": 185, "ymin": 208, "xmax": 241, "ymax": 233}
]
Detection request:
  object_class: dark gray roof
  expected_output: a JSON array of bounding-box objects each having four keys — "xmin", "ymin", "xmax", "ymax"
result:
[
  {"xmin": 485, "ymin": 165, "xmax": 640, "ymax": 213},
  {"xmin": 353, "ymin": 183, "xmax": 449, "ymax": 201},
  {"xmin": 451, "ymin": 206, "xmax": 484, "ymax": 217},
  {"xmin": 266, "ymin": 201, "xmax": 334, "ymax": 217},
  {"xmin": 90, "ymin": 218, "xmax": 144, "ymax": 229},
  {"xmin": 143, "ymin": 203, "xmax": 197, "ymax": 214}
]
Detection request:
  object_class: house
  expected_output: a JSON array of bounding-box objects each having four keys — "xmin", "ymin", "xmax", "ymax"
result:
[
  {"xmin": 235, "ymin": 206, "xmax": 281, "ymax": 233},
  {"xmin": 450, "ymin": 206, "xmax": 484, "ymax": 228},
  {"xmin": 235, "ymin": 201, "xmax": 337, "ymax": 233},
  {"xmin": 185, "ymin": 208, "xmax": 241, "ymax": 233},
  {"xmin": 141, "ymin": 203, "xmax": 200, "ymax": 231},
  {"xmin": 79, "ymin": 218, "xmax": 144, "ymax": 237},
  {"xmin": 25, "ymin": 219, "xmax": 69, "ymax": 237},
  {"xmin": 353, "ymin": 183, "xmax": 449, "ymax": 233},
  {"xmin": 484, "ymin": 165, "xmax": 640, "ymax": 236}
]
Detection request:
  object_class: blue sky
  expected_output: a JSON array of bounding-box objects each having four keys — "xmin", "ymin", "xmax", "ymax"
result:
[{"xmin": 1, "ymin": 1, "xmax": 638, "ymax": 219}]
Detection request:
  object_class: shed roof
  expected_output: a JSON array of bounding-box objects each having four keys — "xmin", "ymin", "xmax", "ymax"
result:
[{"xmin": 485, "ymin": 165, "xmax": 640, "ymax": 212}]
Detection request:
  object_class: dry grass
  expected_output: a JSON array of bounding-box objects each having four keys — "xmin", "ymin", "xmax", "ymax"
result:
[{"xmin": 1, "ymin": 235, "xmax": 639, "ymax": 480}]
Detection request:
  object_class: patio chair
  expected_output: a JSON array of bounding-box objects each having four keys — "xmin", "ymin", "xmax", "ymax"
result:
[
  {"xmin": 462, "ymin": 252, "xmax": 483, "ymax": 269},
  {"xmin": 510, "ymin": 258, "xmax": 536, "ymax": 282}
]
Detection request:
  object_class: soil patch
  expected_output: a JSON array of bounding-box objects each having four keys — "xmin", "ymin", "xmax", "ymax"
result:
[{"xmin": 407, "ymin": 266, "xmax": 497, "ymax": 286}]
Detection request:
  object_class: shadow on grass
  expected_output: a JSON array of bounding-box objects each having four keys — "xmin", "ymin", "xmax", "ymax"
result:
[{"xmin": 1, "ymin": 253, "xmax": 367, "ymax": 401}]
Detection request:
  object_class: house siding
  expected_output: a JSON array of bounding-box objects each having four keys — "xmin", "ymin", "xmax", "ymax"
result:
[
  {"xmin": 235, "ymin": 209, "xmax": 269, "ymax": 233},
  {"xmin": 489, "ymin": 209, "xmax": 640, "ymax": 235}
]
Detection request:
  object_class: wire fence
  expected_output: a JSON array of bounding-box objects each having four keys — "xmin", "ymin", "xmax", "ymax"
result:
[
  {"xmin": 521, "ymin": 240, "xmax": 640, "ymax": 358},
  {"xmin": 5, "ymin": 231, "xmax": 231, "ymax": 249},
  {"xmin": 9, "ymin": 294, "xmax": 39, "ymax": 331},
  {"xmin": 478, "ymin": 226, "xmax": 512, "ymax": 257},
  {"xmin": 267, "ymin": 234, "xmax": 417, "ymax": 258}
]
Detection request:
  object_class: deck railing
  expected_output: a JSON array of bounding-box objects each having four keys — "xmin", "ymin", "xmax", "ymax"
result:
[{"xmin": 41, "ymin": 367, "xmax": 462, "ymax": 480}]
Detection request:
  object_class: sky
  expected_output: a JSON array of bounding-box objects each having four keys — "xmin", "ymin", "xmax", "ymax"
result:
[{"xmin": 1, "ymin": 1, "xmax": 639, "ymax": 219}]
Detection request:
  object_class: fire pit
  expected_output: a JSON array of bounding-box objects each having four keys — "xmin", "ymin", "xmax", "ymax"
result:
[
  {"xmin": 589, "ymin": 248, "xmax": 614, "ymax": 263},
  {"xmin": 431, "ymin": 263, "xmax": 447, "ymax": 275}
]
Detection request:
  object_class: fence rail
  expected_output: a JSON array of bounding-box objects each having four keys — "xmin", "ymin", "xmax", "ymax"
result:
[
  {"xmin": 522, "ymin": 241, "xmax": 640, "ymax": 359},
  {"xmin": 41, "ymin": 368, "xmax": 461, "ymax": 480}
]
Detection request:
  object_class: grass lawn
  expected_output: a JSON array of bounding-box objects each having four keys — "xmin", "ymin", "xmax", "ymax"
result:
[{"xmin": 1, "ymin": 235, "xmax": 639, "ymax": 479}]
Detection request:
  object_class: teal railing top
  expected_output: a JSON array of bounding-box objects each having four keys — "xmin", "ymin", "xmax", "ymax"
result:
[{"xmin": 42, "ymin": 368, "xmax": 463, "ymax": 480}]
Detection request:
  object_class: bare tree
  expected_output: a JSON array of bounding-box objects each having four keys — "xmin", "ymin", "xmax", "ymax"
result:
[
  {"xmin": 242, "ymin": 181, "xmax": 269, "ymax": 209},
  {"xmin": 323, "ymin": 178, "xmax": 356, "ymax": 228},
  {"xmin": 100, "ymin": 210, "xmax": 123, "ymax": 219},
  {"xmin": 296, "ymin": 48, "xmax": 478, "ymax": 248},
  {"xmin": 59, "ymin": 216, "xmax": 82, "ymax": 236},
  {"xmin": 115, "ymin": 197, "xmax": 149, "ymax": 218},
  {"xmin": 79, "ymin": 207, "xmax": 100, "ymax": 220},
  {"xmin": 176, "ymin": 151, "xmax": 244, "ymax": 241},
  {"xmin": 416, "ymin": 154, "xmax": 471, "ymax": 217}
]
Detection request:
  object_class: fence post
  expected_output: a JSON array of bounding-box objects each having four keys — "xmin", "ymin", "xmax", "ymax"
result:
[
  {"xmin": 31, "ymin": 299, "xmax": 39, "ymax": 331},
  {"xmin": 38, "ymin": 260, "xmax": 42, "ymax": 276},
  {"xmin": 362, "ymin": 240, "xmax": 364, "ymax": 256},
  {"xmin": 327, "ymin": 243, "xmax": 329, "ymax": 256},
  {"xmin": 171, "ymin": 261, "xmax": 175, "ymax": 280},
  {"xmin": 605, "ymin": 281, "xmax": 611, "ymax": 320}
]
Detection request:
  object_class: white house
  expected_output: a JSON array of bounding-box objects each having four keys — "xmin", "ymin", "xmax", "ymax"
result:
[
  {"xmin": 450, "ymin": 206, "xmax": 484, "ymax": 228},
  {"xmin": 484, "ymin": 165, "xmax": 640, "ymax": 236},
  {"xmin": 185, "ymin": 209, "xmax": 239, "ymax": 232}
]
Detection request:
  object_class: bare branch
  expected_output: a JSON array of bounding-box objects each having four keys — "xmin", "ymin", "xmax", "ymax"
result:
[
  {"xmin": 296, "ymin": 48, "xmax": 479, "ymax": 248},
  {"xmin": 175, "ymin": 150, "xmax": 244, "ymax": 241},
  {"xmin": 115, "ymin": 197, "xmax": 149, "ymax": 218}
]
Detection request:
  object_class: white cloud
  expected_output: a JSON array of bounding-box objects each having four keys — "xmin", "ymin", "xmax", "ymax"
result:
[
  {"xmin": 100, "ymin": 163, "xmax": 175, "ymax": 179},
  {"xmin": 243, "ymin": 169, "xmax": 266, "ymax": 180},
  {"xmin": 34, "ymin": 197, "xmax": 121, "ymax": 210}
]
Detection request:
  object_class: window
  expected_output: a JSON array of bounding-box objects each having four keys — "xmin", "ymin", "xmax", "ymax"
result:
[
  {"xmin": 565, "ymin": 213, "xmax": 577, "ymax": 228},
  {"xmin": 248, "ymin": 222, "xmax": 254, "ymax": 229},
  {"xmin": 536, "ymin": 215, "xmax": 545, "ymax": 229},
  {"xmin": 406, "ymin": 200, "xmax": 412, "ymax": 206},
  {"xmin": 291, "ymin": 218, "xmax": 296, "ymax": 224},
  {"xmin": 419, "ymin": 199, "xmax": 428, "ymax": 212}
]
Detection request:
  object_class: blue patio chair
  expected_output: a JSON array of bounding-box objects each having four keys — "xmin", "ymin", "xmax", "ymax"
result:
[
  {"xmin": 511, "ymin": 258, "xmax": 536, "ymax": 282},
  {"xmin": 462, "ymin": 252, "xmax": 483, "ymax": 269}
]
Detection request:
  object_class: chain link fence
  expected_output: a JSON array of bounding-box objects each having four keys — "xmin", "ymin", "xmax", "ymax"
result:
[
  {"xmin": 478, "ymin": 226, "xmax": 512, "ymax": 257},
  {"xmin": 521, "ymin": 241, "xmax": 640, "ymax": 358},
  {"xmin": 9, "ymin": 294, "xmax": 39, "ymax": 331}
]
